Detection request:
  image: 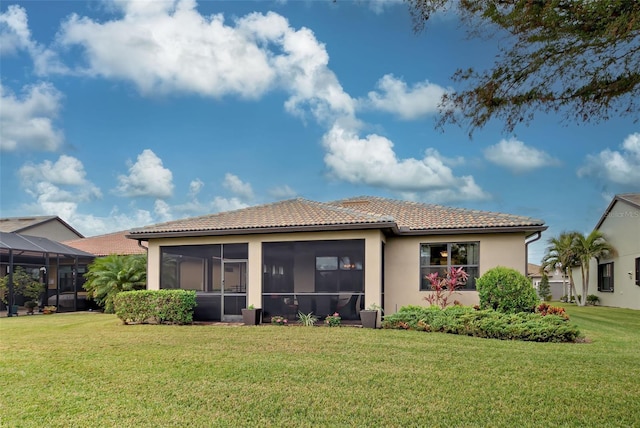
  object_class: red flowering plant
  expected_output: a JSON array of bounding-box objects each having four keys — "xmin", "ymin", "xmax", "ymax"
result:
[{"xmin": 423, "ymin": 267, "xmax": 469, "ymax": 309}]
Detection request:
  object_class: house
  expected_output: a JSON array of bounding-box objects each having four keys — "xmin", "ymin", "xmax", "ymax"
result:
[
  {"xmin": 0, "ymin": 216, "xmax": 84, "ymax": 242},
  {"xmin": 64, "ymin": 231, "xmax": 147, "ymax": 256},
  {"xmin": 527, "ymin": 263, "xmax": 566, "ymax": 300},
  {"xmin": 571, "ymin": 194, "xmax": 640, "ymax": 310},
  {"xmin": 127, "ymin": 197, "xmax": 547, "ymax": 322}
]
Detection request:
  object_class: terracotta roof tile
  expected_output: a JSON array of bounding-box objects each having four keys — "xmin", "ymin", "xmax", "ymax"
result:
[
  {"xmin": 330, "ymin": 196, "xmax": 544, "ymax": 230},
  {"xmin": 64, "ymin": 231, "xmax": 147, "ymax": 256},
  {"xmin": 128, "ymin": 197, "xmax": 545, "ymax": 238}
]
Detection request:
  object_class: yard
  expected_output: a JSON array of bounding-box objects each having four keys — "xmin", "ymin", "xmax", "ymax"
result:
[{"xmin": 1, "ymin": 306, "xmax": 639, "ymax": 427}]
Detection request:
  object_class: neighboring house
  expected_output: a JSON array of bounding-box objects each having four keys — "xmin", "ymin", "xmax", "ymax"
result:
[
  {"xmin": 64, "ymin": 231, "xmax": 147, "ymax": 256},
  {"xmin": 0, "ymin": 232, "xmax": 94, "ymax": 313},
  {"xmin": 0, "ymin": 216, "xmax": 84, "ymax": 242},
  {"xmin": 528, "ymin": 263, "xmax": 566, "ymax": 300},
  {"xmin": 127, "ymin": 197, "xmax": 547, "ymax": 323},
  {"xmin": 571, "ymin": 194, "xmax": 640, "ymax": 310}
]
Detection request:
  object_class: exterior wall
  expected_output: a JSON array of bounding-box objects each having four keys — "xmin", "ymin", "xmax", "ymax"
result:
[
  {"xmin": 574, "ymin": 201, "xmax": 640, "ymax": 310},
  {"xmin": 146, "ymin": 229, "xmax": 386, "ymax": 310},
  {"xmin": 21, "ymin": 221, "xmax": 83, "ymax": 242},
  {"xmin": 384, "ymin": 232, "xmax": 527, "ymax": 313}
]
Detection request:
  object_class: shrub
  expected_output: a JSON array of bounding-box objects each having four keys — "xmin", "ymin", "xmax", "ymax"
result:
[
  {"xmin": 325, "ymin": 312, "xmax": 342, "ymax": 327},
  {"xmin": 113, "ymin": 290, "xmax": 196, "ymax": 325},
  {"xmin": 587, "ymin": 294, "xmax": 600, "ymax": 305},
  {"xmin": 476, "ymin": 266, "xmax": 538, "ymax": 313},
  {"xmin": 271, "ymin": 315, "xmax": 288, "ymax": 325},
  {"xmin": 535, "ymin": 303, "xmax": 569, "ymax": 320},
  {"xmin": 84, "ymin": 254, "xmax": 147, "ymax": 313},
  {"xmin": 382, "ymin": 305, "xmax": 581, "ymax": 342},
  {"xmin": 423, "ymin": 267, "xmax": 469, "ymax": 308},
  {"xmin": 0, "ymin": 266, "xmax": 45, "ymax": 304}
]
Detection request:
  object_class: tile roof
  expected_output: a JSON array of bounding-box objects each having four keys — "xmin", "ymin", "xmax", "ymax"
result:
[
  {"xmin": 128, "ymin": 197, "xmax": 545, "ymax": 238},
  {"xmin": 129, "ymin": 198, "xmax": 394, "ymax": 236},
  {"xmin": 64, "ymin": 231, "xmax": 147, "ymax": 256},
  {"xmin": 331, "ymin": 196, "xmax": 545, "ymax": 231}
]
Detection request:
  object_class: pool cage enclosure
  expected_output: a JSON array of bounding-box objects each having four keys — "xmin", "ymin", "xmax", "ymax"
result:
[{"xmin": 0, "ymin": 232, "xmax": 95, "ymax": 316}]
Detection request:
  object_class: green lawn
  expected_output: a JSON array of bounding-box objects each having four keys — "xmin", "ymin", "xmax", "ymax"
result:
[{"xmin": 1, "ymin": 306, "xmax": 639, "ymax": 427}]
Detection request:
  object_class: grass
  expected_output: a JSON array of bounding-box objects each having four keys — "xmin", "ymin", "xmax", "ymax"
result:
[{"xmin": 1, "ymin": 305, "xmax": 639, "ymax": 427}]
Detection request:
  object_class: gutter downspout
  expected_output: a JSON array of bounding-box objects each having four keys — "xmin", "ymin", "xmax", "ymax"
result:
[
  {"xmin": 137, "ymin": 240, "xmax": 148, "ymax": 252},
  {"xmin": 525, "ymin": 231, "xmax": 543, "ymax": 276}
]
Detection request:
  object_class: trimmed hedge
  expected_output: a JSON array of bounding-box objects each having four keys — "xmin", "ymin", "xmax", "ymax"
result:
[
  {"xmin": 382, "ymin": 305, "xmax": 581, "ymax": 343},
  {"xmin": 476, "ymin": 266, "xmax": 539, "ymax": 313},
  {"xmin": 114, "ymin": 290, "xmax": 197, "ymax": 325}
]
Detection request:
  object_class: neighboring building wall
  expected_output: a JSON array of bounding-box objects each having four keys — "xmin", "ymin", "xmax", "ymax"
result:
[
  {"xmin": 384, "ymin": 232, "xmax": 527, "ymax": 313},
  {"xmin": 19, "ymin": 222, "xmax": 82, "ymax": 242},
  {"xmin": 576, "ymin": 201, "xmax": 640, "ymax": 310}
]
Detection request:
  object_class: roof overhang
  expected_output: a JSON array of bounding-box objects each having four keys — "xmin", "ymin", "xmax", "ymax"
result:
[
  {"xmin": 126, "ymin": 221, "xmax": 400, "ymax": 240},
  {"xmin": 127, "ymin": 222, "xmax": 547, "ymax": 241}
]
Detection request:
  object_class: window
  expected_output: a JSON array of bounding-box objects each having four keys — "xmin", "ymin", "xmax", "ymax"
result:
[
  {"xmin": 598, "ymin": 262, "xmax": 614, "ymax": 292},
  {"xmin": 635, "ymin": 258, "xmax": 640, "ymax": 287},
  {"xmin": 420, "ymin": 242, "xmax": 479, "ymax": 290}
]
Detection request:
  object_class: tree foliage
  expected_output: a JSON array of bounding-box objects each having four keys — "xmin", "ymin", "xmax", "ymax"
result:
[
  {"xmin": 0, "ymin": 266, "xmax": 45, "ymax": 304},
  {"xmin": 541, "ymin": 230, "xmax": 615, "ymax": 306},
  {"xmin": 83, "ymin": 254, "xmax": 147, "ymax": 313},
  {"xmin": 407, "ymin": 0, "xmax": 640, "ymax": 135}
]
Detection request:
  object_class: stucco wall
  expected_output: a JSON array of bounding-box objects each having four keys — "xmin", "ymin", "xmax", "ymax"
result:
[
  {"xmin": 22, "ymin": 221, "xmax": 83, "ymax": 241},
  {"xmin": 574, "ymin": 201, "xmax": 640, "ymax": 310},
  {"xmin": 383, "ymin": 233, "xmax": 528, "ymax": 313}
]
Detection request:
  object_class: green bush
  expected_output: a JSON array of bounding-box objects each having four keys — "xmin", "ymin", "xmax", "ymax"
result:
[
  {"xmin": 382, "ymin": 305, "xmax": 581, "ymax": 342},
  {"xmin": 476, "ymin": 266, "xmax": 538, "ymax": 313},
  {"xmin": 587, "ymin": 294, "xmax": 600, "ymax": 305},
  {"xmin": 113, "ymin": 290, "xmax": 196, "ymax": 325}
]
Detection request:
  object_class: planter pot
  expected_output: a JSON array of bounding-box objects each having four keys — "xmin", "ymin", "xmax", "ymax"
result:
[
  {"xmin": 360, "ymin": 310, "xmax": 378, "ymax": 329},
  {"xmin": 242, "ymin": 308, "xmax": 262, "ymax": 325}
]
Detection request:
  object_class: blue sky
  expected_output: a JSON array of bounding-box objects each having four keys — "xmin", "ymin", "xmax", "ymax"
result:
[{"xmin": 1, "ymin": 0, "xmax": 638, "ymax": 263}]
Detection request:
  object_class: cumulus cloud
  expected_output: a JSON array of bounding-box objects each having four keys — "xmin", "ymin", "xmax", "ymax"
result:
[
  {"xmin": 115, "ymin": 149, "xmax": 174, "ymax": 198},
  {"xmin": 368, "ymin": 0, "xmax": 403, "ymax": 14},
  {"xmin": 484, "ymin": 138, "xmax": 561, "ymax": 173},
  {"xmin": 18, "ymin": 155, "xmax": 102, "ymax": 201},
  {"xmin": 57, "ymin": 1, "xmax": 354, "ymax": 124},
  {"xmin": 362, "ymin": 74, "xmax": 448, "ymax": 120},
  {"xmin": 211, "ymin": 196, "xmax": 250, "ymax": 212},
  {"xmin": 322, "ymin": 124, "xmax": 489, "ymax": 202},
  {"xmin": 188, "ymin": 179, "xmax": 204, "ymax": 198},
  {"xmin": 223, "ymin": 173, "xmax": 254, "ymax": 201},
  {"xmin": 0, "ymin": 4, "xmax": 66, "ymax": 74},
  {"xmin": 577, "ymin": 133, "xmax": 640, "ymax": 185},
  {"xmin": 0, "ymin": 83, "xmax": 64, "ymax": 152}
]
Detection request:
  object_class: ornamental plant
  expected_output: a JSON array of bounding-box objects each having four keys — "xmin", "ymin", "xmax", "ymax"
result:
[
  {"xmin": 476, "ymin": 266, "xmax": 538, "ymax": 313},
  {"xmin": 325, "ymin": 312, "xmax": 341, "ymax": 327},
  {"xmin": 271, "ymin": 315, "xmax": 288, "ymax": 325},
  {"xmin": 297, "ymin": 311, "xmax": 318, "ymax": 327},
  {"xmin": 423, "ymin": 267, "xmax": 469, "ymax": 309}
]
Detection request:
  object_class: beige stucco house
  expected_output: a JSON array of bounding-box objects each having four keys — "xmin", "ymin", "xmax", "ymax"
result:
[
  {"xmin": 127, "ymin": 197, "xmax": 546, "ymax": 322},
  {"xmin": 528, "ymin": 263, "xmax": 566, "ymax": 300},
  {"xmin": 571, "ymin": 194, "xmax": 640, "ymax": 310}
]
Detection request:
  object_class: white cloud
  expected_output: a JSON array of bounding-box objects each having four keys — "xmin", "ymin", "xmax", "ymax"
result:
[
  {"xmin": 115, "ymin": 149, "xmax": 174, "ymax": 198},
  {"xmin": 211, "ymin": 196, "xmax": 249, "ymax": 212},
  {"xmin": 0, "ymin": 4, "xmax": 67, "ymax": 74},
  {"xmin": 484, "ymin": 138, "xmax": 561, "ymax": 173},
  {"xmin": 57, "ymin": 1, "xmax": 354, "ymax": 124},
  {"xmin": 578, "ymin": 132, "xmax": 640, "ymax": 185},
  {"xmin": 223, "ymin": 173, "xmax": 254, "ymax": 201},
  {"xmin": 0, "ymin": 82, "xmax": 64, "ymax": 152},
  {"xmin": 187, "ymin": 179, "xmax": 204, "ymax": 198},
  {"xmin": 322, "ymin": 124, "xmax": 489, "ymax": 202},
  {"xmin": 368, "ymin": 0, "xmax": 403, "ymax": 14},
  {"xmin": 362, "ymin": 74, "xmax": 448, "ymax": 120},
  {"xmin": 18, "ymin": 155, "xmax": 102, "ymax": 201},
  {"xmin": 268, "ymin": 185, "xmax": 297, "ymax": 199},
  {"xmin": 154, "ymin": 199, "xmax": 173, "ymax": 222}
]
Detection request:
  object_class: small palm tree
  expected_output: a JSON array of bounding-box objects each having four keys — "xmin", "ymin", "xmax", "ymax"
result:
[
  {"xmin": 541, "ymin": 231, "xmax": 580, "ymax": 300},
  {"xmin": 572, "ymin": 230, "xmax": 615, "ymax": 306},
  {"xmin": 84, "ymin": 254, "xmax": 147, "ymax": 313}
]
